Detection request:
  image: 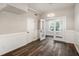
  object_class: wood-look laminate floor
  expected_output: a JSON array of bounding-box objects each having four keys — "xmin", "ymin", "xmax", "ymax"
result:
[{"xmin": 3, "ymin": 37, "xmax": 79, "ymax": 56}]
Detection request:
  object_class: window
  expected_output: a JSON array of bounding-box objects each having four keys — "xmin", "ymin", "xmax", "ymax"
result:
[
  {"xmin": 49, "ymin": 22, "xmax": 54, "ymax": 31},
  {"xmin": 48, "ymin": 18, "xmax": 66, "ymax": 32},
  {"xmin": 56, "ymin": 21, "xmax": 60, "ymax": 31},
  {"xmin": 49, "ymin": 21, "xmax": 60, "ymax": 31}
]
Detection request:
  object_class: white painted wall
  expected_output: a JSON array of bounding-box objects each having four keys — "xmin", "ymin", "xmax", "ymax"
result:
[
  {"xmin": 0, "ymin": 32, "xmax": 27, "ymax": 55},
  {"xmin": 41, "ymin": 6, "xmax": 74, "ymax": 30},
  {"xmin": 0, "ymin": 5, "xmax": 39, "ymax": 55},
  {"xmin": 74, "ymin": 4, "xmax": 79, "ymax": 53},
  {"xmin": 41, "ymin": 5, "xmax": 75, "ymax": 43},
  {"xmin": 0, "ymin": 32, "xmax": 38, "ymax": 55},
  {"xmin": 26, "ymin": 11, "xmax": 39, "ymax": 41}
]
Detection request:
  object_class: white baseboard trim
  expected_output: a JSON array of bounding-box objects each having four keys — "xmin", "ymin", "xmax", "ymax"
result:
[{"xmin": 0, "ymin": 32, "xmax": 38, "ymax": 55}]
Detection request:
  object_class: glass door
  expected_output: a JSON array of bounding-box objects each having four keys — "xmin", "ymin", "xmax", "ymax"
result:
[{"xmin": 47, "ymin": 17, "xmax": 66, "ymax": 39}]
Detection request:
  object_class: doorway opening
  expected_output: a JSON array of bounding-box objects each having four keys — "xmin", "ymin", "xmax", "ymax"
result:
[
  {"xmin": 46, "ymin": 16, "xmax": 66, "ymax": 39},
  {"xmin": 40, "ymin": 16, "xmax": 66, "ymax": 40}
]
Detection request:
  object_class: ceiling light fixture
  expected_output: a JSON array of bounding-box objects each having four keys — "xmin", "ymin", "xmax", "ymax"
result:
[{"xmin": 47, "ymin": 13, "xmax": 55, "ymax": 17}]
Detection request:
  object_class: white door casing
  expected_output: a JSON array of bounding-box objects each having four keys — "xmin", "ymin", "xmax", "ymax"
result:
[{"xmin": 40, "ymin": 19, "xmax": 46, "ymax": 40}]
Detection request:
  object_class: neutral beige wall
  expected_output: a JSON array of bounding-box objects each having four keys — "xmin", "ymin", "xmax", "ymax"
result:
[
  {"xmin": 74, "ymin": 4, "xmax": 79, "ymax": 53},
  {"xmin": 75, "ymin": 4, "xmax": 79, "ymax": 31},
  {"xmin": 41, "ymin": 6, "xmax": 74, "ymax": 30},
  {"xmin": 0, "ymin": 11, "xmax": 26, "ymax": 34},
  {"xmin": 0, "ymin": 6, "xmax": 40, "ymax": 55},
  {"xmin": 0, "ymin": 4, "xmax": 40, "ymax": 55}
]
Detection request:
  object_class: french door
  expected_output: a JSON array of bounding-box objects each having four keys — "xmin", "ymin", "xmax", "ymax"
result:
[
  {"xmin": 40, "ymin": 17, "xmax": 66, "ymax": 40},
  {"xmin": 46, "ymin": 17, "xmax": 66, "ymax": 38}
]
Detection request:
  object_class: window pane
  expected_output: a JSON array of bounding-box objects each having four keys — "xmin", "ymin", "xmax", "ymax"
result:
[{"xmin": 56, "ymin": 22, "xmax": 60, "ymax": 31}]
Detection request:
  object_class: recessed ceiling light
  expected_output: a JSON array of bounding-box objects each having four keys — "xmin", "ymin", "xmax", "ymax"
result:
[{"xmin": 47, "ymin": 13, "xmax": 55, "ymax": 17}]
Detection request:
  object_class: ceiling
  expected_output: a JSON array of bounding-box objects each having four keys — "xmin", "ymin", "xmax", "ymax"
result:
[
  {"xmin": 27, "ymin": 3, "xmax": 74, "ymax": 14},
  {"xmin": 2, "ymin": 5, "xmax": 26, "ymax": 14},
  {"xmin": 0, "ymin": 3, "xmax": 74, "ymax": 15},
  {"xmin": 0, "ymin": 4, "xmax": 27, "ymax": 14}
]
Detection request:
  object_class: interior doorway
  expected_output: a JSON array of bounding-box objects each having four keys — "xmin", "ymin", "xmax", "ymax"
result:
[
  {"xmin": 40, "ymin": 16, "xmax": 66, "ymax": 40},
  {"xmin": 40, "ymin": 19, "xmax": 46, "ymax": 40}
]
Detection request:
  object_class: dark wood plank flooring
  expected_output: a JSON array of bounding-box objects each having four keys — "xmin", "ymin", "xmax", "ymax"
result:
[{"xmin": 3, "ymin": 37, "xmax": 79, "ymax": 56}]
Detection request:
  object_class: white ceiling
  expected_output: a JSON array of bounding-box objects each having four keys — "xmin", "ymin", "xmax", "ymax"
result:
[
  {"xmin": 0, "ymin": 4, "xmax": 27, "ymax": 14},
  {"xmin": 2, "ymin": 5, "xmax": 26, "ymax": 14},
  {"xmin": 27, "ymin": 3, "xmax": 74, "ymax": 14},
  {"xmin": 0, "ymin": 3, "xmax": 74, "ymax": 15}
]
